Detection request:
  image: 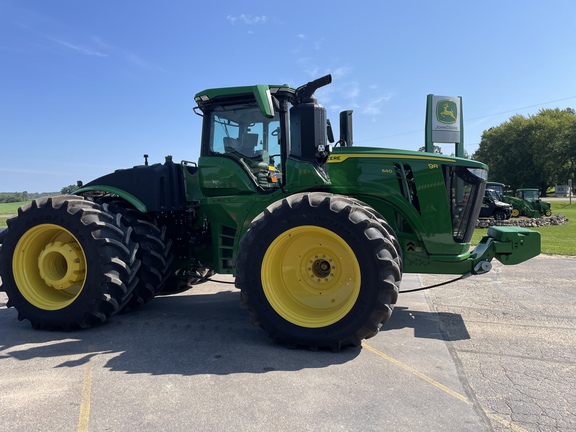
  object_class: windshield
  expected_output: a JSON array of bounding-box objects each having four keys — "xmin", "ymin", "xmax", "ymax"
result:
[
  {"xmin": 206, "ymin": 104, "xmax": 283, "ymax": 189},
  {"xmin": 521, "ymin": 190, "xmax": 539, "ymax": 200},
  {"xmin": 485, "ymin": 189, "xmax": 501, "ymax": 201},
  {"xmin": 209, "ymin": 105, "xmax": 281, "ymax": 167},
  {"xmin": 445, "ymin": 166, "xmax": 486, "ymax": 243}
]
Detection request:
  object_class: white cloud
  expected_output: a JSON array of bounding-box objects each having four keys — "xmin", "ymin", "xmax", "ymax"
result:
[
  {"xmin": 331, "ymin": 67, "xmax": 350, "ymax": 79},
  {"xmin": 226, "ymin": 14, "xmax": 268, "ymax": 25},
  {"xmin": 347, "ymin": 81, "xmax": 361, "ymax": 99},
  {"xmin": 125, "ymin": 53, "xmax": 168, "ymax": 73},
  {"xmin": 45, "ymin": 35, "xmax": 107, "ymax": 57},
  {"xmin": 297, "ymin": 34, "xmax": 305, "ymax": 39},
  {"xmin": 296, "ymin": 57, "xmax": 321, "ymax": 78},
  {"xmin": 361, "ymin": 93, "xmax": 394, "ymax": 116},
  {"xmin": 92, "ymin": 36, "xmax": 168, "ymax": 73}
]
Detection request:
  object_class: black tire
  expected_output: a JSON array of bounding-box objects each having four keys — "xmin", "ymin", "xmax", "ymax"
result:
[
  {"xmin": 100, "ymin": 201, "xmax": 173, "ymax": 310},
  {"xmin": 236, "ymin": 192, "xmax": 401, "ymax": 351},
  {"xmin": 342, "ymin": 196, "xmax": 403, "ymax": 269},
  {"xmin": 0, "ymin": 195, "xmax": 140, "ymax": 330},
  {"xmin": 493, "ymin": 210, "xmax": 506, "ymax": 220}
]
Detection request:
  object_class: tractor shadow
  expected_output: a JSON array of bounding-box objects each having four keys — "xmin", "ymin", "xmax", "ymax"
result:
[
  {"xmin": 384, "ymin": 306, "xmax": 471, "ymax": 342},
  {"xmin": 0, "ymin": 289, "xmax": 361, "ymax": 376},
  {"xmin": 0, "ymin": 286, "xmax": 470, "ymax": 375}
]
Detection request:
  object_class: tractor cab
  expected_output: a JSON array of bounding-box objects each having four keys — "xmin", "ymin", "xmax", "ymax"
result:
[
  {"xmin": 193, "ymin": 76, "xmax": 339, "ymax": 196},
  {"xmin": 516, "ymin": 188, "xmax": 540, "ymax": 201},
  {"xmin": 203, "ymin": 101, "xmax": 283, "ymax": 190}
]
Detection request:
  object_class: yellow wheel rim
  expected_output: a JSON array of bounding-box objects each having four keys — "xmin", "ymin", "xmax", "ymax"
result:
[
  {"xmin": 511, "ymin": 208, "xmax": 520, "ymax": 217},
  {"xmin": 13, "ymin": 224, "xmax": 87, "ymax": 310},
  {"xmin": 261, "ymin": 226, "xmax": 361, "ymax": 328}
]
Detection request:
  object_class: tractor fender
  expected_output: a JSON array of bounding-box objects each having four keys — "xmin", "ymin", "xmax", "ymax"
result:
[
  {"xmin": 74, "ymin": 158, "xmax": 188, "ymax": 212},
  {"xmin": 74, "ymin": 185, "xmax": 148, "ymax": 212}
]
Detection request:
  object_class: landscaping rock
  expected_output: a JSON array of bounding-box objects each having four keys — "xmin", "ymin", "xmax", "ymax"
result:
[{"xmin": 476, "ymin": 213, "xmax": 568, "ymax": 229}]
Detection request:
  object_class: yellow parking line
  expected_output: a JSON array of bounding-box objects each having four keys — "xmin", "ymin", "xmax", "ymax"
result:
[
  {"xmin": 361, "ymin": 342, "xmax": 469, "ymax": 403},
  {"xmin": 78, "ymin": 363, "xmax": 93, "ymax": 432},
  {"xmin": 362, "ymin": 342, "xmax": 530, "ymax": 432}
]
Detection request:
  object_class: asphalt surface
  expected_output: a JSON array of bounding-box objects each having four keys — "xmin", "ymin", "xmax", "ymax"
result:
[{"xmin": 1, "ymin": 254, "xmax": 575, "ymax": 432}]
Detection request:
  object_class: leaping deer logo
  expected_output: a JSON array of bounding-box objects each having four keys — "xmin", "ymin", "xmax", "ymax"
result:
[
  {"xmin": 441, "ymin": 103, "xmax": 456, "ymax": 121},
  {"xmin": 436, "ymin": 100, "xmax": 458, "ymax": 124}
]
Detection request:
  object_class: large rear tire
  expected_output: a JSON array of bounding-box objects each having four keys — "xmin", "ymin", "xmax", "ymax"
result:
[
  {"xmin": 99, "ymin": 201, "xmax": 173, "ymax": 310},
  {"xmin": 0, "ymin": 196, "xmax": 140, "ymax": 330},
  {"xmin": 236, "ymin": 192, "xmax": 401, "ymax": 351}
]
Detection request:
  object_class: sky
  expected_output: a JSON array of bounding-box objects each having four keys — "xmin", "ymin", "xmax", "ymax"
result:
[{"xmin": 1, "ymin": 1, "xmax": 575, "ymax": 193}]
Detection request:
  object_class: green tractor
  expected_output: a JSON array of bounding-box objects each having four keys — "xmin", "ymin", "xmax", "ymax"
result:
[
  {"xmin": 486, "ymin": 182, "xmax": 551, "ymax": 218},
  {"xmin": 515, "ymin": 188, "xmax": 552, "ymax": 217},
  {"xmin": 0, "ymin": 75, "xmax": 541, "ymax": 350}
]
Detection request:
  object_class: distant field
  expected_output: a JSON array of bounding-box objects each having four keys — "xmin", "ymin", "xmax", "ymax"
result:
[
  {"xmin": 0, "ymin": 201, "xmax": 28, "ymax": 214},
  {"xmin": 0, "ymin": 201, "xmax": 28, "ymax": 227}
]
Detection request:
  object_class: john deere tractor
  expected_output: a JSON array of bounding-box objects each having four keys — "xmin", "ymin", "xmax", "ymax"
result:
[
  {"xmin": 515, "ymin": 188, "xmax": 552, "ymax": 217},
  {"xmin": 486, "ymin": 182, "xmax": 551, "ymax": 218},
  {"xmin": 0, "ymin": 75, "xmax": 541, "ymax": 350}
]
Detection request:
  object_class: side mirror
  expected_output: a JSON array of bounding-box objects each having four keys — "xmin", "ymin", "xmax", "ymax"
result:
[
  {"xmin": 339, "ymin": 110, "xmax": 354, "ymax": 146},
  {"xmin": 326, "ymin": 119, "xmax": 335, "ymax": 143}
]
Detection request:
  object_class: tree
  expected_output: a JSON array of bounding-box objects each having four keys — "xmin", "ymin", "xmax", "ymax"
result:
[
  {"xmin": 418, "ymin": 145, "xmax": 469, "ymax": 158},
  {"xmin": 473, "ymin": 108, "xmax": 576, "ymax": 195},
  {"xmin": 418, "ymin": 145, "xmax": 443, "ymax": 154},
  {"xmin": 60, "ymin": 184, "xmax": 79, "ymax": 194}
]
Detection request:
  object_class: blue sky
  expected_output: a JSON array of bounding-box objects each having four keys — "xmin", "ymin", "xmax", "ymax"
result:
[{"xmin": 1, "ymin": 1, "xmax": 575, "ymax": 192}]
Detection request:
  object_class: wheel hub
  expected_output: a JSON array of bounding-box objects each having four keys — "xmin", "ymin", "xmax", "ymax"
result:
[
  {"xmin": 38, "ymin": 241, "xmax": 86, "ymax": 290},
  {"xmin": 307, "ymin": 255, "xmax": 336, "ymax": 284}
]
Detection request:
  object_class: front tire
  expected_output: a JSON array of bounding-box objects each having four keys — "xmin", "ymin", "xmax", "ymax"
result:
[
  {"xmin": 0, "ymin": 196, "xmax": 140, "ymax": 330},
  {"xmin": 236, "ymin": 192, "xmax": 401, "ymax": 351},
  {"xmin": 493, "ymin": 210, "xmax": 506, "ymax": 220}
]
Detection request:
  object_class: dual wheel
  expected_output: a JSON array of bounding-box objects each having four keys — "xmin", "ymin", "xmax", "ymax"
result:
[
  {"xmin": 236, "ymin": 192, "xmax": 402, "ymax": 351},
  {"xmin": 0, "ymin": 196, "xmax": 171, "ymax": 330}
]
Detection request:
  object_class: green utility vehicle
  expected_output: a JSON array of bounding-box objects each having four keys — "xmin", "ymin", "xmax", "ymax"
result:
[{"xmin": 0, "ymin": 75, "xmax": 541, "ymax": 350}]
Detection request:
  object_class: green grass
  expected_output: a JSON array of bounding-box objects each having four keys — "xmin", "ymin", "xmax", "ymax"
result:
[
  {"xmin": 472, "ymin": 201, "xmax": 576, "ymax": 256},
  {"xmin": 0, "ymin": 201, "xmax": 29, "ymax": 227},
  {"xmin": 0, "ymin": 201, "xmax": 28, "ymax": 214}
]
